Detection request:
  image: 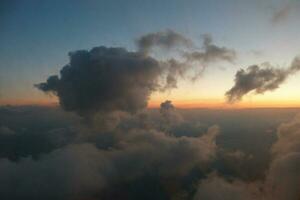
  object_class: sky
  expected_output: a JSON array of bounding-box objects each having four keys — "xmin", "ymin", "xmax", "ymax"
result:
[
  {"xmin": 2, "ymin": 1, "xmax": 300, "ymax": 199},
  {"xmin": 1, "ymin": 0, "xmax": 300, "ymax": 108}
]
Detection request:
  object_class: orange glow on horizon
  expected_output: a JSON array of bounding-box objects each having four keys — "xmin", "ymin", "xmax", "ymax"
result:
[
  {"xmin": 2, "ymin": 98, "xmax": 300, "ymax": 109},
  {"xmin": 148, "ymin": 99, "xmax": 300, "ymax": 109},
  {"xmin": 0, "ymin": 98, "xmax": 58, "ymax": 107}
]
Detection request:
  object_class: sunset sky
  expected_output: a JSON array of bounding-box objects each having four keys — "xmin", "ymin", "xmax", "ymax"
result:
[
  {"xmin": 1, "ymin": 0, "xmax": 300, "ymax": 108},
  {"xmin": 3, "ymin": 1, "xmax": 300, "ymax": 199}
]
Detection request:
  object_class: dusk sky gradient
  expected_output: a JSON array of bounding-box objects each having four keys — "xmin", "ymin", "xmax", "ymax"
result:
[
  {"xmin": 2, "ymin": 2, "xmax": 300, "ymax": 199},
  {"xmin": 1, "ymin": 0, "xmax": 300, "ymax": 107}
]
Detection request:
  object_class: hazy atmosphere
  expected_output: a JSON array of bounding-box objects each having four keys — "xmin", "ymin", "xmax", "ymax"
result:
[{"xmin": 1, "ymin": 0, "xmax": 300, "ymax": 199}]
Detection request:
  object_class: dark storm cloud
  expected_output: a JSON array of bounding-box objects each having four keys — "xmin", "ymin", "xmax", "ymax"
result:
[
  {"xmin": 36, "ymin": 47, "xmax": 162, "ymax": 116},
  {"xmin": 225, "ymin": 56, "xmax": 300, "ymax": 103},
  {"xmin": 184, "ymin": 34, "xmax": 236, "ymax": 64},
  {"xmin": 36, "ymin": 30, "xmax": 237, "ymax": 115},
  {"xmin": 136, "ymin": 29, "xmax": 193, "ymax": 54}
]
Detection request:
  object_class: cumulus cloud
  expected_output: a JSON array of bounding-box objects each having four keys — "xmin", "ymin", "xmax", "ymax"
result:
[
  {"xmin": 265, "ymin": 153, "xmax": 300, "ymax": 200},
  {"xmin": 28, "ymin": 29, "xmax": 243, "ymax": 199},
  {"xmin": 160, "ymin": 100, "xmax": 175, "ymax": 110},
  {"xmin": 2, "ymin": 103, "xmax": 300, "ymax": 199},
  {"xmin": 36, "ymin": 47, "xmax": 162, "ymax": 116},
  {"xmin": 271, "ymin": 114, "xmax": 300, "ymax": 157},
  {"xmin": 0, "ymin": 100, "xmax": 225, "ymax": 200},
  {"xmin": 195, "ymin": 112, "xmax": 300, "ymax": 200},
  {"xmin": 215, "ymin": 149, "xmax": 261, "ymax": 181},
  {"xmin": 0, "ymin": 120, "xmax": 220, "ymax": 200},
  {"xmin": 4, "ymin": 28, "xmax": 300, "ymax": 199},
  {"xmin": 264, "ymin": 114, "xmax": 300, "ymax": 200},
  {"xmin": 36, "ymin": 30, "xmax": 236, "ymax": 115},
  {"xmin": 159, "ymin": 100, "xmax": 183, "ymax": 130},
  {"xmin": 225, "ymin": 56, "xmax": 300, "ymax": 103},
  {"xmin": 0, "ymin": 144, "xmax": 108, "ymax": 200}
]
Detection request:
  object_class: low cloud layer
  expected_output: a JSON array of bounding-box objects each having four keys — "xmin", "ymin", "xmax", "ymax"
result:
[
  {"xmin": 225, "ymin": 56, "xmax": 300, "ymax": 103},
  {"xmin": 265, "ymin": 114, "xmax": 300, "ymax": 200},
  {"xmin": 0, "ymin": 105, "xmax": 220, "ymax": 200},
  {"xmin": 194, "ymin": 174, "xmax": 261, "ymax": 200},
  {"xmin": 192, "ymin": 111, "xmax": 300, "ymax": 200},
  {"xmin": 1, "ymin": 105, "xmax": 300, "ymax": 199}
]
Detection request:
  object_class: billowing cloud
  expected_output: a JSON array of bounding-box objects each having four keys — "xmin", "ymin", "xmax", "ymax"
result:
[
  {"xmin": 264, "ymin": 114, "xmax": 300, "ymax": 200},
  {"xmin": 2, "ymin": 103, "xmax": 300, "ymax": 199},
  {"xmin": 0, "ymin": 111, "xmax": 220, "ymax": 200},
  {"xmin": 159, "ymin": 100, "xmax": 183, "ymax": 130},
  {"xmin": 24, "ymin": 29, "xmax": 253, "ymax": 199},
  {"xmin": 271, "ymin": 114, "xmax": 300, "ymax": 157},
  {"xmin": 225, "ymin": 56, "xmax": 300, "ymax": 103},
  {"xmin": 160, "ymin": 100, "xmax": 175, "ymax": 111},
  {"xmin": 36, "ymin": 47, "xmax": 162, "ymax": 116},
  {"xmin": 36, "ymin": 30, "xmax": 236, "ymax": 115},
  {"xmin": 0, "ymin": 144, "xmax": 108, "ymax": 200},
  {"xmin": 194, "ymin": 111, "xmax": 300, "ymax": 200},
  {"xmin": 266, "ymin": 153, "xmax": 300, "ymax": 200}
]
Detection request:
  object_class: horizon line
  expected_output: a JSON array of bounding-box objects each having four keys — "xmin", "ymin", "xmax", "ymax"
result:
[
  {"xmin": 2, "ymin": 98, "xmax": 300, "ymax": 110},
  {"xmin": 2, "ymin": 102, "xmax": 300, "ymax": 110}
]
